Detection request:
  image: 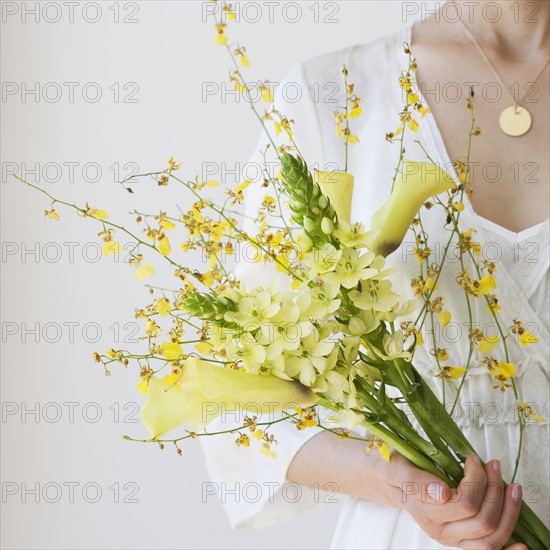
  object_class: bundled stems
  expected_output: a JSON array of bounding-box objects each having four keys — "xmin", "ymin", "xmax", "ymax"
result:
[{"xmin": 359, "ymin": 350, "xmax": 549, "ymax": 548}]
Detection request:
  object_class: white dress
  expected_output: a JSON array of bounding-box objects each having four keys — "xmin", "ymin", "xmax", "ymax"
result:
[{"xmin": 200, "ymin": 21, "xmax": 550, "ymax": 549}]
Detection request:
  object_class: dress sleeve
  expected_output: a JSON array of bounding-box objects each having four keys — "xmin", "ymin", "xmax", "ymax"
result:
[{"xmin": 199, "ymin": 62, "xmax": 329, "ymax": 529}]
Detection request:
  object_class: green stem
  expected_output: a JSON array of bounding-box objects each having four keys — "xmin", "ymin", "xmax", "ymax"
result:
[
  {"xmin": 389, "ymin": 361, "xmax": 549, "ymax": 548},
  {"xmin": 317, "ymin": 397, "xmax": 454, "ymax": 485},
  {"xmin": 384, "ymin": 366, "xmax": 466, "ymax": 480},
  {"xmin": 361, "ymin": 420, "xmax": 454, "ymax": 485},
  {"xmin": 518, "ymin": 500, "xmax": 550, "ymax": 549},
  {"xmin": 356, "ymin": 381, "xmax": 463, "ymax": 484}
]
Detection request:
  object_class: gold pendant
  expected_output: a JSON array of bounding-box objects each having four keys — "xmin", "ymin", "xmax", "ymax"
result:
[{"xmin": 499, "ymin": 105, "xmax": 532, "ymax": 137}]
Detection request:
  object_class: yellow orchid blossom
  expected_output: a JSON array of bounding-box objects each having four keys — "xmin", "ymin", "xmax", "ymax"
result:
[
  {"xmin": 161, "ymin": 342, "xmax": 183, "ymax": 360},
  {"xmin": 102, "ymin": 241, "xmax": 121, "ymax": 256},
  {"xmin": 314, "ymin": 170, "xmax": 355, "ymax": 223},
  {"xmin": 160, "ymin": 218, "xmax": 176, "ymax": 230},
  {"xmin": 438, "ymin": 310, "xmax": 452, "ymax": 327},
  {"xmin": 195, "ymin": 341, "xmax": 213, "ymax": 355},
  {"xmin": 158, "ymin": 235, "xmax": 171, "ymax": 256},
  {"xmin": 369, "ymin": 161, "xmax": 456, "ymax": 257},
  {"xmin": 519, "ymin": 331, "xmax": 539, "ymax": 346},
  {"xmin": 235, "ymin": 180, "xmax": 251, "ymax": 193},
  {"xmin": 496, "ymin": 361, "xmax": 516, "ymax": 378},
  {"xmin": 475, "ymin": 274, "xmax": 496, "ymax": 297},
  {"xmin": 134, "ymin": 262, "xmax": 155, "ymax": 280},
  {"xmin": 44, "ymin": 209, "xmax": 60, "ymax": 220},
  {"xmin": 85, "ymin": 207, "xmax": 109, "ymax": 220},
  {"xmin": 261, "ymin": 86, "xmax": 274, "ymax": 103},
  {"xmin": 448, "ymin": 367, "xmax": 467, "ymax": 380},
  {"xmin": 156, "ymin": 298, "xmax": 171, "ymax": 317},
  {"xmin": 365, "ymin": 437, "xmax": 391, "ymax": 462},
  {"xmin": 137, "ymin": 379, "xmax": 150, "ymax": 395},
  {"xmin": 518, "ymin": 402, "xmax": 545, "ymax": 423},
  {"xmin": 478, "ymin": 336, "xmax": 500, "ymax": 353},
  {"xmin": 141, "ymin": 357, "xmax": 320, "ymax": 438}
]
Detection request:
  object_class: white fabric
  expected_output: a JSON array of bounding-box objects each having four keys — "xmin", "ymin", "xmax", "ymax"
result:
[
  {"xmin": 200, "ymin": 21, "xmax": 550, "ymax": 549},
  {"xmin": 477, "ymin": 216, "xmax": 550, "ymax": 332}
]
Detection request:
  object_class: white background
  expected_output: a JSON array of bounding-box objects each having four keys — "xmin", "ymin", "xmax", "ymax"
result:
[{"xmin": 1, "ymin": 1, "xmax": 436, "ymax": 548}]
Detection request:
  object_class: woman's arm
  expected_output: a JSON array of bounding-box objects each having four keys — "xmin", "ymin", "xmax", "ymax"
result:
[{"xmin": 287, "ymin": 432, "xmax": 527, "ymax": 550}]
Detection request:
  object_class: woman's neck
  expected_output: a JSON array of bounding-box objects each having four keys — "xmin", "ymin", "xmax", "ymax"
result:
[{"xmin": 449, "ymin": 0, "xmax": 549, "ymax": 56}]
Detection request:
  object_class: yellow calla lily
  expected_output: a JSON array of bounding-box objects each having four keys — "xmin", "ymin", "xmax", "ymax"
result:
[
  {"xmin": 314, "ymin": 170, "xmax": 354, "ymax": 223},
  {"xmin": 141, "ymin": 357, "xmax": 319, "ymax": 439},
  {"xmin": 369, "ymin": 161, "xmax": 456, "ymax": 257}
]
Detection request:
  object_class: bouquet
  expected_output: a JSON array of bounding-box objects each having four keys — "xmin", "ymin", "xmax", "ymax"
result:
[{"xmin": 17, "ymin": 2, "xmax": 549, "ymax": 547}]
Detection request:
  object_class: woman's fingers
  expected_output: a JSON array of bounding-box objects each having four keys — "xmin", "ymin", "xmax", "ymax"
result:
[
  {"xmin": 446, "ymin": 454, "xmax": 489, "ymax": 521},
  {"xmin": 460, "ymin": 484, "xmax": 523, "ymax": 550},
  {"xmin": 392, "ymin": 453, "xmax": 527, "ymax": 549},
  {"xmin": 392, "ymin": 452, "xmax": 526, "ymax": 549},
  {"xmin": 440, "ymin": 460, "xmax": 504, "ymax": 542},
  {"xmin": 406, "ymin": 454, "xmax": 488, "ymax": 524}
]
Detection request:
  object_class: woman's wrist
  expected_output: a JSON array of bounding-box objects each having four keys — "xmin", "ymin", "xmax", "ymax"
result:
[{"xmin": 286, "ymin": 430, "xmax": 397, "ymax": 507}]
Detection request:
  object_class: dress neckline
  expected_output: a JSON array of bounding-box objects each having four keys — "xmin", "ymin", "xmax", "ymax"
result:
[
  {"xmin": 477, "ymin": 214, "xmax": 550, "ymax": 243},
  {"xmin": 404, "ymin": 20, "xmax": 550, "ymax": 240}
]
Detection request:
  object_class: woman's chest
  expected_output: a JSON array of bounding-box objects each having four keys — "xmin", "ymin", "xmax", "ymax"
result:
[{"xmin": 412, "ymin": 45, "xmax": 549, "ymax": 233}]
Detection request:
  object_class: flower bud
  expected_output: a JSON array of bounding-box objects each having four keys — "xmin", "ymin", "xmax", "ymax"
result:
[
  {"xmin": 303, "ymin": 217, "xmax": 317, "ymax": 234},
  {"xmin": 321, "ymin": 217, "xmax": 335, "ymax": 235}
]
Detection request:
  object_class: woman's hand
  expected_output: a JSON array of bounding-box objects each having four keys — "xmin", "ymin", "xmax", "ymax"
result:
[
  {"xmin": 287, "ymin": 433, "xmax": 525, "ymax": 549},
  {"xmin": 381, "ymin": 453, "xmax": 525, "ymax": 550}
]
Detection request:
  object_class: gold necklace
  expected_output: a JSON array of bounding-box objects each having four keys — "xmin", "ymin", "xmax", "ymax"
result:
[{"xmin": 450, "ymin": 1, "xmax": 549, "ymax": 137}]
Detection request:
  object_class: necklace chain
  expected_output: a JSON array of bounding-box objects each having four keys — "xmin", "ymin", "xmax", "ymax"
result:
[{"xmin": 449, "ymin": 0, "xmax": 550, "ymax": 108}]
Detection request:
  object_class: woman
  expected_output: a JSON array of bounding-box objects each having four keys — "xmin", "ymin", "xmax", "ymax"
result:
[{"xmin": 201, "ymin": 1, "xmax": 549, "ymax": 548}]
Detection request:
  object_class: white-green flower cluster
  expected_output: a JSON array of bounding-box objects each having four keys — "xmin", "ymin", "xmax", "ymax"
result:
[{"xmin": 196, "ymin": 217, "xmax": 418, "ymax": 427}]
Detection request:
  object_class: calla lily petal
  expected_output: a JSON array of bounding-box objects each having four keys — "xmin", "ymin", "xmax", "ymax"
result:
[
  {"xmin": 314, "ymin": 170, "xmax": 354, "ymax": 223},
  {"xmin": 142, "ymin": 377, "xmax": 187, "ymax": 440},
  {"xmin": 369, "ymin": 161, "xmax": 456, "ymax": 257},
  {"xmin": 142, "ymin": 357, "xmax": 319, "ymax": 439}
]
